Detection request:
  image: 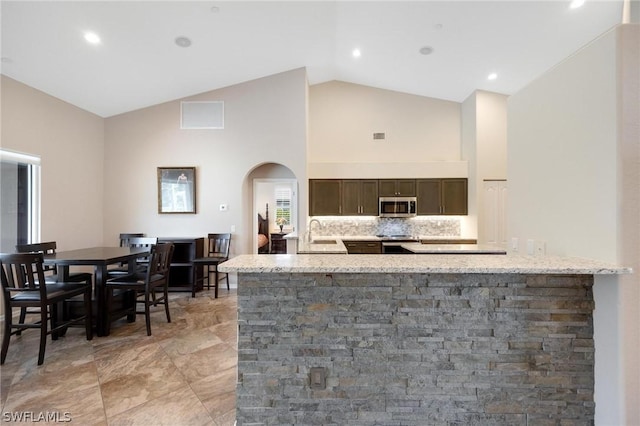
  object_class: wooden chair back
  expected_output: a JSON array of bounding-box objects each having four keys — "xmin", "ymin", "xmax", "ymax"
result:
[
  {"xmin": 206, "ymin": 233, "xmax": 231, "ymax": 259},
  {"xmin": 146, "ymin": 243, "xmax": 174, "ymax": 284},
  {"xmin": 0, "ymin": 253, "xmax": 46, "ymax": 297},
  {"xmin": 126, "ymin": 237, "xmax": 158, "ymax": 248},
  {"xmin": 15, "ymin": 241, "xmax": 59, "ymax": 275},
  {"xmin": 119, "ymin": 233, "xmax": 145, "ymax": 247}
]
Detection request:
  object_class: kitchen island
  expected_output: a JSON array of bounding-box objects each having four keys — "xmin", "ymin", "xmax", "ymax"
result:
[{"xmin": 220, "ymin": 254, "xmax": 629, "ymax": 425}]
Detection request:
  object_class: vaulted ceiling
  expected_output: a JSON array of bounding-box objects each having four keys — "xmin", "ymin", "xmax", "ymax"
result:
[{"xmin": 1, "ymin": 1, "xmax": 624, "ymax": 117}]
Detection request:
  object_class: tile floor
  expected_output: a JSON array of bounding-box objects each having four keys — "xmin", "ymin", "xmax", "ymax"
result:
[{"xmin": 0, "ymin": 288, "xmax": 238, "ymax": 425}]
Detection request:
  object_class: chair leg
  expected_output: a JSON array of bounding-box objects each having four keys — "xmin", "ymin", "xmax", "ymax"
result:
[
  {"xmin": 105, "ymin": 288, "xmax": 112, "ymax": 336},
  {"xmin": 214, "ymin": 267, "xmax": 219, "ymax": 299},
  {"xmin": 16, "ymin": 307, "xmax": 27, "ymax": 335},
  {"xmin": 38, "ymin": 306, "xmax": 48, "ymax": 366},
  {"xmin": 84, "ymin": 288, "xmax": 93, "ymax": 341},
  {"xmin": 191, "ymin": 264, "xmax": 197, "ymax": 298},
  {"xmin": 144, "ymin": 292, "xmax": 152, "ymax": 336},
  {"xmin": 163, "ymin": 285, "xmax": 171, "ymax": 324},
  {"xmin": 1, "ymin": 307, "xmax": 12, "ymax": 364}
]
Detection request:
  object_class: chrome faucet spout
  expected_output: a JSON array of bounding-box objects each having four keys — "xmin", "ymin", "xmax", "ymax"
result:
[{"xmin": 308, "ymin": 218, "xmax": 322, "ymax": 242}]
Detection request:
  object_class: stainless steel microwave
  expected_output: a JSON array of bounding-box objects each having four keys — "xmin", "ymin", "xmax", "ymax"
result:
[{"xmin": 379, "ymin": 197, "xmax": 417, "ymax": 217}]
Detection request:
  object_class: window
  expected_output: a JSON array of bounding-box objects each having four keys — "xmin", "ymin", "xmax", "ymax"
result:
[
  {"xmin": 0, "ymin": 149, "xmax": 41, "ymax": 252},
  {"xmin": 275, "ymin": 185, "xmax": 292, "ymax": 226}
]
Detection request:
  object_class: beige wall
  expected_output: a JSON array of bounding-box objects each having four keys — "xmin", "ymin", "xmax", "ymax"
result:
[
  {"xmin": 1, "ymin": 75, "xmax": 105, "ymax": 250},
  {"xmin": 103, "ymin": 68, "xmax": 308, "ymax": 256},
  {"xmin": 508, "ymin": 25, "xmax": 639, "ymax": 424},
  {"xmin": 308, "ymin": 81, "xmax": 464, "ymax": 174}
]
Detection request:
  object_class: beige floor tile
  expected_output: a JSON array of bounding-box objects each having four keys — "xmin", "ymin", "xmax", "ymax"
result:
[
  {"xmin": 0, "ymin": 288, "xmax": 236, "ymax": 424},
  {"xmin": 107, "ymin": 385, "xmax": 212, "ymax": 426}
]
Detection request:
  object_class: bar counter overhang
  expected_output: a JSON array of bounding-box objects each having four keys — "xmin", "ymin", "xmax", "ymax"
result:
[{"xmin": 220, "ymin": 254, "xmax": 630, "ymax": 425}]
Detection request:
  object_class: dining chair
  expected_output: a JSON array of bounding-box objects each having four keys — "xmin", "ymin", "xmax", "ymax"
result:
[
  {"xmin": 16, "ymin": 241, "xmax": 93, "ymax": 285},
  {"xmin": 192, "ymin": 233, "xmax": 231, "ymax": 298},
  {"xmin": 0, "ymin": 253, "xmax": 93, "ymax": 365},
  {"xmin": 107, "ymin": 236, "xmax": 157, "ymax": 278},
  {"xmin": 105, "ymin": 243, "xmax": 174, "ymax": 336},
  {"xmin": 15, "ymin": 241, "xmax": 93, "ymax": 331}
]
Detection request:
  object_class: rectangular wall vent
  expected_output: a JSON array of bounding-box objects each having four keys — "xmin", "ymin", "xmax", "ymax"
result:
[
  {"xmin": 373, "ymin": 132, "xmax": 386, "ymax": 140},
  {"xmin": 181, "ymin": 101, "xmax": 224, "ymax": 129}
]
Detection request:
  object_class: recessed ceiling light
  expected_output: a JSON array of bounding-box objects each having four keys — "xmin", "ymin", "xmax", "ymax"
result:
[
  {"xmin": 352, "ymin": 48, "xmax": 361, "ymax": 58},
  {"xmin": 175, "ymin": 36, "xmax": 192, "ymax": 48},
  {"xmin": 83, "ymin": 32, "xmax": 101, "ymax": 45},
  {"xmin": 488, "ymin": 73, "xmax": 498, "ymax": 80},
  {"xmin": 570, "ymin": 0, "xmax": 585, "ymax": 9},
  {"xmin": 419, "ymin": 46, "xmax": 434, "ymax": 55}
]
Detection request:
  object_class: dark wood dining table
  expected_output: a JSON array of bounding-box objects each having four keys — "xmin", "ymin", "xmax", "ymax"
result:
[{"xmin": 43, "ymin": 246, "xmax": 150, "ymax": 336}]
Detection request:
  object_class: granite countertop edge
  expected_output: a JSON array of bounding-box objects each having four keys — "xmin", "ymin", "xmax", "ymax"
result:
[{"xmin": 219, "ymin": 254, "xmax": 631, "ymax": 275}]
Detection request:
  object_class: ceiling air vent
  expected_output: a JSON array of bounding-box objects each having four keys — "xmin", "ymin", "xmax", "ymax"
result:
[{"xmin": 373, "ymin": 132, "xmax": 386, "ymax": 140}]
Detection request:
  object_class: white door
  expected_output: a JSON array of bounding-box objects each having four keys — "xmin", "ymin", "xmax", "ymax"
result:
[{"xmin": 482, "ymin": 180, "xmax": 508, "ymax": 247}]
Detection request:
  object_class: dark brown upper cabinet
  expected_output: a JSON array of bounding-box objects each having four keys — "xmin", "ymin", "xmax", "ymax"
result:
[
  {"xmin": 342, "ymin": 180, "xmax": 379, "ymax": 216},
  {"xmin": 309, "ymin": 179, "xmax": 342, "ymax": 216},
  {"xmin": 310, "ymin": 178, "xmax": 467, "ymax": 216},
  {"xmin": 416, "ymin": 178, "xmax": 468, "ymax": 215},
  {"xmin": 378, "ymin": 179, "xmax": 416, "ymax": 197}
]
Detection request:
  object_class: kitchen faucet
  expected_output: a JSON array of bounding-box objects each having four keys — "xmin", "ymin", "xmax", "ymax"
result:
[{"xmin": 308, "ymin": 218, "xmax": 322, "ymax": 242}]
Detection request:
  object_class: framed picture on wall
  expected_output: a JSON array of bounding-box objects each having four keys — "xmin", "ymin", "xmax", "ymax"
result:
[{"xmin": 157, "ymin": 167, "xmax": 196, "ymax": 214}]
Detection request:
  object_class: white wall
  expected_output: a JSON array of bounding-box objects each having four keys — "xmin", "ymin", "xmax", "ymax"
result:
[
  {"xmin": 508, "ymin": 25, "xmax": 639, "ymax": 425},
  {"xmin": 617, "ymin": 23, "xmax": 640, "ymax": 425},
  {"xmin": 461, "ymin": 90, "xmax": 508, "ymax": 242},
  {"xmin": 103, "ymin": 68, "xmax": 308, "ymax": 256},
  {"xmin": 1, "ymin": 75, "xmax": 105, "ymax": 250}
]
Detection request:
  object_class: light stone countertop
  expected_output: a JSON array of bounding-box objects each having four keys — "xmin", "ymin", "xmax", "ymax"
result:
[
  {"xmin": 296, "ymin": 238, "xmax": 348, "ymax": 254},
  {"xmin": 219, "ymin": 253, "xmax": 631, "ymax": 275},
  {"xmin": 401, "ymin": 243, "xmax": 507, "ymax": 254},
  {"xmin": 293, "ymin": 235, "xmax": 481, "ymax": 254}
]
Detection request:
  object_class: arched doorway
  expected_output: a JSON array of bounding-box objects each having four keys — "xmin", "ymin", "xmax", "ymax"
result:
[{"xmin": 246, "ymin": 163, "xmax": 298, "ymax": 254}]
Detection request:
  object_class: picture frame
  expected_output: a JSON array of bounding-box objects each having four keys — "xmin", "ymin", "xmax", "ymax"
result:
[{"xmin": 157, "ymin": 167, "xmax": 196, "ymax": 214}]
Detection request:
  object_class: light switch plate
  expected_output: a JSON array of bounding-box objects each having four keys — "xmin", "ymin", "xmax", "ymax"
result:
[{"xmin": 526, "ymin": 239, "xmax": 535, "ymax": 255}]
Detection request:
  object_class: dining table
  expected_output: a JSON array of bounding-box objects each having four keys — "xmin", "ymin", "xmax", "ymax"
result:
[{"xmin": 43, "ymin": 246, "xmax": 150, "ymax": 336}]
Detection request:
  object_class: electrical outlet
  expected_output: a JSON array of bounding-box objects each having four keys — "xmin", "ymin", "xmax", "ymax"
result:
[
  {"xmin": 310, "ymin": 367, "xmax": 326, "ymax": 390},
  {"xmin": 511, "ymin": 237, "xmax": 519, "ymax": 252},
  {"xmin": 231, "ymin": 225, "xmax": 236, "ymax": 233},
  {"xmin": 535, "ymin": 240, "xmax": 546, "ymax": 256}
]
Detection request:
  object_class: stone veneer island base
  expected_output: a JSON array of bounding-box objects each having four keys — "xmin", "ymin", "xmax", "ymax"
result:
[{"xmin": 219, "ymin": 254, "xmax": 629, "ymax": 426}]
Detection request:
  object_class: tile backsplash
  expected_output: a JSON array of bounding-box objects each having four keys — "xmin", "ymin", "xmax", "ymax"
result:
[{"xmin": 308, "ymin": 217, "xmax": 461, "ymax": 237}]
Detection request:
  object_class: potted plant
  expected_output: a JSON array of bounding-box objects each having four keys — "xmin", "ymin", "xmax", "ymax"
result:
[{"xmin": 276, "ymin": 217, "xmax": 288, "ymax": 232}]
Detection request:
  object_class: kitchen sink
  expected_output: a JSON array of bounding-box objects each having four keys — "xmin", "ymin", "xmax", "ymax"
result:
[{"xmin": 311, "ymin": 240, "xmax": 337, "ymax": 244}]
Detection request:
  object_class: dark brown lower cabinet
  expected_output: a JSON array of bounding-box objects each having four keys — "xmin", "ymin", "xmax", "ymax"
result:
[{"xmin": 343, "ymin": 240, "xmax": 382, "ymax": 254}]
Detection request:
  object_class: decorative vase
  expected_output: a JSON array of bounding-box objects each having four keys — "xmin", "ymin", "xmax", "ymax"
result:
[{"xmin": 279, "ymin": 225, "xmax": 283, "ymax": 232}]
